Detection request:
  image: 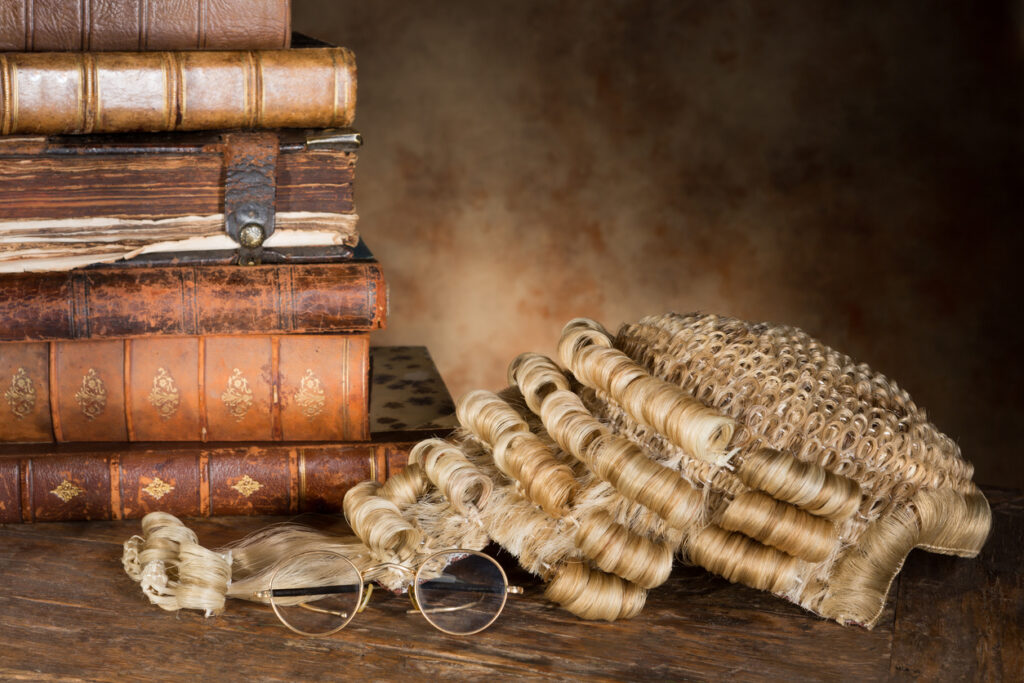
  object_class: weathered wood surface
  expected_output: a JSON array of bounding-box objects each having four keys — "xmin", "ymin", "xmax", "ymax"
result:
[
  {"xmin": 890, "ymin": 487, "xmax": 1023, "ymax": 681},
  {"xmin": 0, "ymin": 488, "xmax": 1019, "ymax": 681}
]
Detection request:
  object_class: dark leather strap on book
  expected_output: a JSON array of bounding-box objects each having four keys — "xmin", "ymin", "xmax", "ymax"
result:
[{"xmin": 224, "ymin": 132, "xmax": 280, "ymax": 266}]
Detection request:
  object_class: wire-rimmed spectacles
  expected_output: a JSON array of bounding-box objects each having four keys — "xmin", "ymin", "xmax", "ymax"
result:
[{"xmin": 254, "ymin": 549, "xmax": 523, "ymax": 636}]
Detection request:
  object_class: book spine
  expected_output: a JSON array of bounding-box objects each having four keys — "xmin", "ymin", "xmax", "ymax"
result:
[
  {"xmin": 0, "ymin": 0, "xmax": 291, "ymax": 51},
  {"xmin": 0, "ymin": 261, "xmax": 387, "ymax": 342},
  {"xmin": 0, "ymin": 334, "xmax": 370, "ymax": 443},
  {"xmin": 0, "ymin": 141, "xmax": 356, "ymax": 223},
  {"xmin": 0, "ymin": 439, "xmax": 413, "ymax": 523},
  {"xmin": 0, "ymin": 46, "xmax": 354, "ymax": 135}
]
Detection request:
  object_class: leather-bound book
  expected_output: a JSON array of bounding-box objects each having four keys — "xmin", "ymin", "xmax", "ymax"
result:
[
  {"xmin": 0, "ymin": 0, "xmax": 292, "ymax": 51},
  {"xmin": 0, "ymin": 347, "xmax": 456, "ymax": 522},
  {"xmin": 0, "ymin": 334, "xmax": 370, "ymax": 443},
  {"xmin": 0, "ymin": 40, "xmax": 354, "ymax": 136},
  {"xmin": 0, "ymin": 128, "xmax": 361, "ymax": 273},
  {"xmin": 0, "ymin": 256, "xmax": 387, "ymax": 343}
]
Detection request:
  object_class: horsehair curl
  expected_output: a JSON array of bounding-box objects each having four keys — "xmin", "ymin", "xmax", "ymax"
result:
[
  {"xmin": 491, "ymin": 430, "xmax": 578, "ymax": 517},
  {"xmin": 719, "ymin": 491, "xmax": 838, "ymax": 563},
  {"xmin": 556, "ymin": 318, "xmax": 614, "ymax": 367},
  {"xmin": 538, "ymin": 388, "xmax": 606, "ymax": 455},
  {"xmin": 508, "ymin": 352, "xmax": 571, "ymax": 414},
  {"xmin": 456, "ymin": 389, "xmax": 529, "ymax": 446},
  {"xmin": 736, "ymin": 448, "xmax": 862, "ymax": 522},
  {"xmin": 686, "ymin": 524, "xmax": 802, "ymax": 594},
  {"xmin": 378, "ymin": 463, "xmax": 430, "ymax": 507},
  {"xmin": 558, "ymin": 319, "xmax": 736, "ymax": 464},
  {"xmin": 575, "ymin": 509, "xmax": 674, "ymax": 589},
  {"xmin": 343, "ymin": 481, "xmax": 421, "ymax": 561},
  {"xmin": 536, "ymin": 386, "xmax": 702, "ymax": 530},
  {"xmin": 582, "ymin": 433, "xmax": 703, "ymax": 530},
  {"xmin": 544, "ymin": 561, "xmax": 647, "ymax": 621},
  {"xmin": 410, "ymin": 438, "xmax": 493, "ymax": 515}
]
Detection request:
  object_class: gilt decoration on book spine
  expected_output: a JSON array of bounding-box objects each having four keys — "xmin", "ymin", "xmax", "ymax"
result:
[
  {"xmin": 0, "ymin": 335, "xmax": 370, "ymax": 443},
  {"xmin": 0, "ymin": 47, "xmax": 355, "ymax": 135},
  {"xmin": 0, "ymin": 441, "xmax": 403, "ymax": 523}
]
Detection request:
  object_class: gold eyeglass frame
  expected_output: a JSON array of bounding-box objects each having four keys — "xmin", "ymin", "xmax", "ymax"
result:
[{"xmin": 257, "ymin": 548, "xmax": 523, "ymax": 637}]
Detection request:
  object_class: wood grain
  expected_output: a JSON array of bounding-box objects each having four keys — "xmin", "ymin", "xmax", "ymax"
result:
[
  {"xmin": 890, "ymin": 486, "xmax": 1024, "ymax": 681},
  {"xmin": 0, "ymin": 488, "xmax": 1017, "ymax": 680}
]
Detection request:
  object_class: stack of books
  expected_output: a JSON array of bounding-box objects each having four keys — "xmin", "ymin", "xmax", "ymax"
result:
[{"xmin": 0, "ymin": 0, "xmax": 455, "ymax": 523}]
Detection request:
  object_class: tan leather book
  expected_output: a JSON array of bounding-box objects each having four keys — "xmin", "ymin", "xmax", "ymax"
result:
[
  {"xmin": 0, "ymin": 346, "xmax": 456, "ymax": 522},
  {"xmin": 0, "ymin": 0, "xmax": 292, "ymax": 51},
  {"xmin": 0, "ymin": 334, "xmax": 370, "ymax": 443},
  {"xmin": 0, "ymin": 44, "xmax": 355, "ymax": 135}
]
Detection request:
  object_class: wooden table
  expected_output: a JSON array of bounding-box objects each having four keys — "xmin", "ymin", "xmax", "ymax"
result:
[{"xmin": 1, "ymin": 488, "xmax": 1020, "ymax": 681}]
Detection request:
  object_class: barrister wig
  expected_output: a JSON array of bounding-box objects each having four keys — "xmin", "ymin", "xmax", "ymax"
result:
[{"xmin": 124, "ymin": 313, "xmax": 991, "ymax": 628}]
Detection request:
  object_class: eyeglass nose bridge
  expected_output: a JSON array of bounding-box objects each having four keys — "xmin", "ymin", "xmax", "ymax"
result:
[{"xmin": 356, "ymin": 563, "xmax": 415, "ymax": 614}]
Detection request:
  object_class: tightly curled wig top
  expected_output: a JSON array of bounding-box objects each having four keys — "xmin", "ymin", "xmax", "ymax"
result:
[{"xmin": 124, "ymin": 313, "xmax": 990, "ymax": 629}]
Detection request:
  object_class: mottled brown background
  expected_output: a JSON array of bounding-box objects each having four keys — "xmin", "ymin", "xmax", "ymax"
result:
[{"xmin": 294, "ymin": 1, "xmax": 1023, "ymax": 488}]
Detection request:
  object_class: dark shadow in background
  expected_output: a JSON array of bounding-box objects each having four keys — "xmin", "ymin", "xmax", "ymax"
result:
[{"xmin": 294, "ymin": 0, "xmax": 1023, "ymax": 488}]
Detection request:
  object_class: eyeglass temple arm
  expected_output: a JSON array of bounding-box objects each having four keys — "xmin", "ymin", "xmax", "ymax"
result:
[
  {"xmin": 417, "ymin": 580, "xmax": 525, "ymax": 595},
  {"xmin": 406, "ymin": 584, "xmax": 523, "ymax": 615},
  {"xmin": 254, "ymin": 584, "xmax": 359, "ymax": 599},
  {"xmin": 298, "ymin": 603, "xmax": 349, "ymax": 618},
  {"xmin": 260, "ymin": 581, "xmax": 523, "ymax": 600}
]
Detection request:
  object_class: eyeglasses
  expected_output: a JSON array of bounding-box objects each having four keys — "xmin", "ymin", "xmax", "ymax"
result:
[{"xmin": 254, "ymin": 549, "xmax": 523, "ymax": 636}]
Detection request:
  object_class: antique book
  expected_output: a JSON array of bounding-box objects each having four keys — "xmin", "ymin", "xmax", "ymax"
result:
[
  {"xmin": 0, "ymin": 334, "xmax": 370, "ymax": 443},
  {"xmin": 0, "ymin": 346, "xmax": 456, "ymax": 522},
  {"xmin": 0, "ymin": 128, "xmax": 361, "ymax": 273},
  {"xmin": 0, "ymin": 257, "xmax": 387, "ymax": 342},
  {"xmin": 0, "ymin": 42, "xmax": 354, "ymax": 136},
  {"xmin": 0, "ymin": 0, "xmax": 292, "ymax": 51}
]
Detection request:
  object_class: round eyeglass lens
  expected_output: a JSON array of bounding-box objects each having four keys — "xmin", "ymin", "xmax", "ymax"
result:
[
  {"xmin": 268, "ymin": 550, "xmax": 363, "ymax": 637},
  {"xmin": 414, "ymin": 551, "xmax": 508, "ymax": 635}
]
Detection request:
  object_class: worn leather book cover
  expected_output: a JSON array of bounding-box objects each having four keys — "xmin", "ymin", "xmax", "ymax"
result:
[
  {"xmin": 0, "ymin": 334, "xmax": 370, "ymax": 443},
  {"xmin": 0, "ymin": 129, "xmax": 360, "ymax": 272},
  {"xmin": 0, "ymin": 258, "xmax": 387, "ymax": 342},
  {"xmin": 0, "ymin": 43, "xmax": 354, "ymax": 136},
  {"xmin": 0, "ymin": 0, "xmax": 292, "ymax": 51},
  {"xmin": 0, "ymin": 346, "xmax": 456, "ymax": 522}
]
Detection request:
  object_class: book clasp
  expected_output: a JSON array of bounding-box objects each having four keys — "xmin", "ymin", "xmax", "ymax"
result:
[{"xmin": 223, "ymin": 132, "xmax": 280, "ymax": 266}]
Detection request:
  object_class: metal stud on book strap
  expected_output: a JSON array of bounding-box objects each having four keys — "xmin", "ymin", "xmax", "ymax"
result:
[{"xmin": 223, "ymin": 132, "xmax": 280, "ymax": 266}]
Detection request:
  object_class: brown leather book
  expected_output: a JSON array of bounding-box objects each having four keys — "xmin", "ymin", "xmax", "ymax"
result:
[
  {"xmin": 0, "ymin": 258, "xmax": 388, "ymax": 342},
  {"xmin": 0, "ymin": 0, "xmax": 291, "ymax": 51},
  {"xmin": 0, "ymin": 439, "xmax": 417, "ymax": 522},
  {"xmin": 0, "ymin": 346, "xmax": 456, "ymax": 522},
  {"xmin": 0, "ymin": 334, "xmax": 370, "ymax": 443},
  {"xmin": 0, "ymin": 129, "xmax": 360, "ymax": 272},
  {"xmin": 0, "ymin": 44, "xmax": 354, "ymax": 136}
]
